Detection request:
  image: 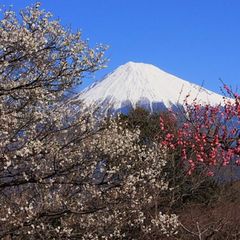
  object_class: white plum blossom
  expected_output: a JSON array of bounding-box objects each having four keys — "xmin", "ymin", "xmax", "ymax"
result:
[{"xmin": 0, "ymin": 3, "xmax": 178, "ymax": 239}]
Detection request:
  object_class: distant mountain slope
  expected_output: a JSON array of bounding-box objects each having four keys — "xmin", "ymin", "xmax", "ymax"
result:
[{"xmin": 74, "ymin": 62, "xmax": 224, "ymax": 113}]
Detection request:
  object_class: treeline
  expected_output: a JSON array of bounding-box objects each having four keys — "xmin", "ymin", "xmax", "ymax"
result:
[{"xmin": 118, "ymin": 105, "xmax": 240, "ymax": 239}]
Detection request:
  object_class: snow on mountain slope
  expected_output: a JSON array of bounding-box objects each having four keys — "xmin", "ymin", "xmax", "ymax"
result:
[{"xmin": 74, "ymin": 62, "xmax": 224, "ymax": 113}]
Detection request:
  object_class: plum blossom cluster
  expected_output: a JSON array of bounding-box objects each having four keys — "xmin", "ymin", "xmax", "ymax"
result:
[
  {"xmin": 0, "ymin": 4, "xmax": 178, "ymax": 239},
  {"xmin": 159, "ymin": 92, "xmax": 240, "ymax": 176},
  {"xmin": 64, "ymin": 118, "xmax": 179, "ymax": 239}
]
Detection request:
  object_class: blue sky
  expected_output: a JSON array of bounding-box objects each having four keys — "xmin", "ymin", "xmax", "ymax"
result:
[{"xmin": 3, "ymin": 0, "xmax": 240, "ymax": 94}]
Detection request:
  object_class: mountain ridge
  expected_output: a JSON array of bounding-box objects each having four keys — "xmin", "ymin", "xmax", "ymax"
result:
[{"xmin": 74, "ymin": 62, "xmax": 224, "ymax": 114}]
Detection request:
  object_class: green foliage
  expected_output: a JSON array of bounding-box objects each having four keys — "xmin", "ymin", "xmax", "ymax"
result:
[{"xmin": 119, "ymin": 107, "xmax": 161, "ymax": 144}]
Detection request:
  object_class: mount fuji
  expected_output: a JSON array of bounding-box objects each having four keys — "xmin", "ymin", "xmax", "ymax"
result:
[{"xmin": 74, "ymin": 62, "xmax": 224, "ymax": 114}]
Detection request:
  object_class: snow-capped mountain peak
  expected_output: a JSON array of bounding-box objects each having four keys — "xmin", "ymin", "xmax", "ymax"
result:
[{"xmin": 75, "ymin": 62, "xmax": 224, "ymax": 113}]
